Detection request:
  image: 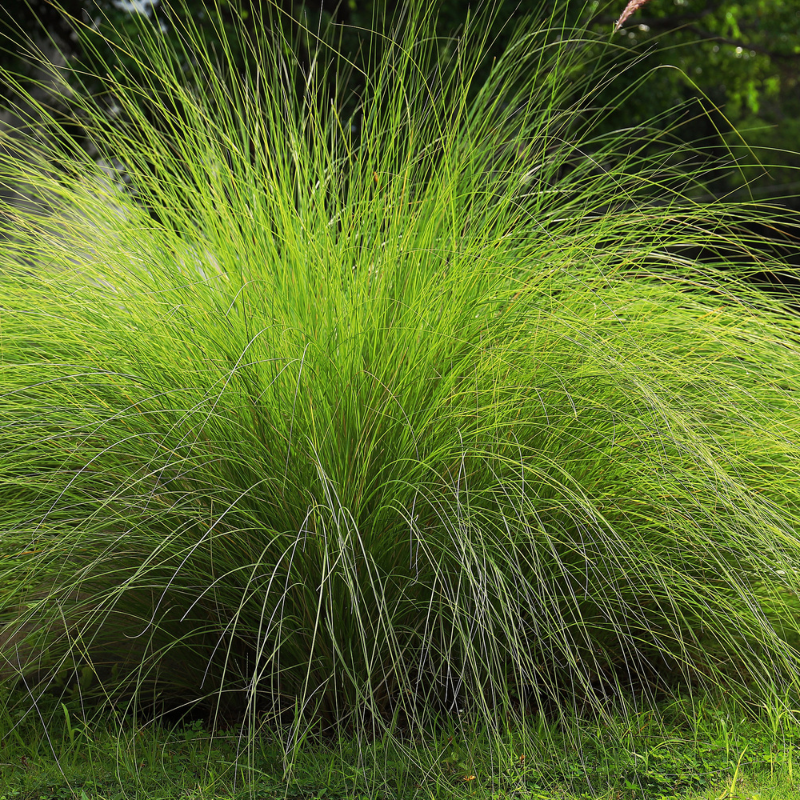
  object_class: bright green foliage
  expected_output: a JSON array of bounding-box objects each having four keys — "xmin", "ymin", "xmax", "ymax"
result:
[
  {"xmin": 3, "ymin": 2, "xmax": 798, "ymax": 207},
  {"xmin": 1, "ymin": 1, "xmax": 800, "ymax": 754}
]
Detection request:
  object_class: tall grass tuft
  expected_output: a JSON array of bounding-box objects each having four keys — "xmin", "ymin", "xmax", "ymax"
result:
[{"xmin": 2, "ymin": 0, "xmax": 800, "ymax": 754}]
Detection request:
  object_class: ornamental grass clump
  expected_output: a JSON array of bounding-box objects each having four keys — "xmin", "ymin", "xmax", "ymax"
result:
[{"xmin": 1, "ymin": 0, "xmax": 800, "ymax": 747}]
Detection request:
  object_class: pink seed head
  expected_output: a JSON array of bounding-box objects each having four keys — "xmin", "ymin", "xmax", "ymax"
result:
[{"xmin": 614, "ymin": 0, "xmax": 653, "ymax": 33}]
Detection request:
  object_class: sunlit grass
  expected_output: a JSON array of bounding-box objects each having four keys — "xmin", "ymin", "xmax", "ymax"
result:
[{"xmin": 1, "ymin": 0, "xmax": 800, "ymax": 777}]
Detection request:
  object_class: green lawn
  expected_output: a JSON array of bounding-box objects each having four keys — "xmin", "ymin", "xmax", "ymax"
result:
[{"xmin": 1, "ymin": 689, "xmax": 800, "ymax": 799}]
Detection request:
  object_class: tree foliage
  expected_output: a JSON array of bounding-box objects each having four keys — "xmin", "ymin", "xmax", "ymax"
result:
[{"xmin": 586, "ymin": 0, "xmax": 800, "ymax": 203}]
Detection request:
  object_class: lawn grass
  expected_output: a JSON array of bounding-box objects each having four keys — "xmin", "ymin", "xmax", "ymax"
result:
[
  {"xmin": 1, "ymin": 687, "xmax": 800, "ymax": 799},
  {"xmin": 2, "ymin": 0, "xmax": 800, "ymax": 797}
]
